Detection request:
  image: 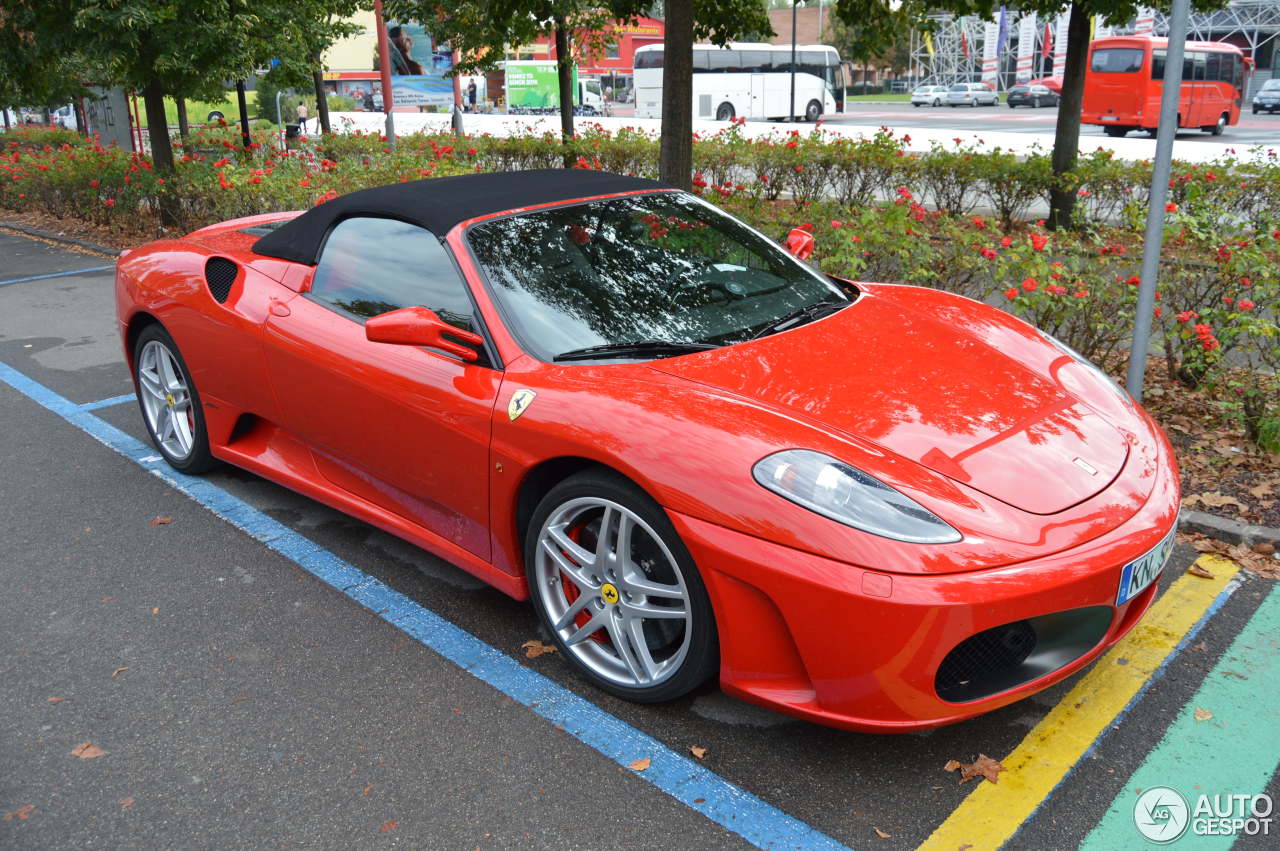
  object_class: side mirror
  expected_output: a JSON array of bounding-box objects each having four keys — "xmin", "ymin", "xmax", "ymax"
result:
[
  {"xmin": 365, "ymin": 306, "xmax": 484, "ymax": 362},
  {"xmin": 783, "ymin": 224, "xmax": 815, "ymax": 261}
]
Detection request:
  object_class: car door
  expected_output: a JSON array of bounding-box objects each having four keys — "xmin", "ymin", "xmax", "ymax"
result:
[{"xmin": 261, "ymin": 216, "xmax": 501, "ymax": 559}]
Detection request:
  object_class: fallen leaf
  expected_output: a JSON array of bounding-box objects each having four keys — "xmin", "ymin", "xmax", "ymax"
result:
[
  {"xmin": 1188, "ymin": 563, "xmax": 1215, "ymax": 579},
  {"xmin": 47, "ymin": 697, "xmax": 65, "ymax": 703},
  {"xmin": 1253, "ymin": 542, "xmax": 1276, "ymax": 556},
  {"xmin": 378, "ymin": 820, "xmax": 399, "ymax": 833},
  {"xmin": 875, "ymin": 827, "xmax": 892, "ymax": 838},
  {"xmin": 119, "ymin": 797, "xmax": 134, "ymax": 809},
  {"xmin": 521, "ymin": 640, "xmax": 557, "ymax": 659},
  {"xmin": 1248, "ymin": 483, "xmax": 1275, "ymax": 501},
  {"xmin": 151, "ymin": 608, "xmax": 159, "ymax": 615},
  {"xmin": 363, "ymin": 785, "xmax": 374, "ymax": 796},
  {"xmin": 946, "ymin": 754, "xmax": 1006, "ymax": 784},
  {"xmin": 1194, "ymin": 707, "xmax": 1213, "ymax": 722},
  {"xmin": 689, "ymin": 745, "xmax": 707, "ymax": 760},
  {"xmin": 2, "ymin": 805, "xmax": 37, "ymax": 821},
  {"xmin": 1191, "ymin": 641, "xmax": 1208, "ymax": 653},
  {"xmin": 111, "ymin": 666, "xmax": 129, "ymax": 678},
  {"xmin": 629, "ymin": 758, "xmax": 651, "ymax": 771},
  {"xmin": 70, "ymin": 742, "xmax": 107, "ymax": 759},
  {"xmin": 148, "ymin": 516, "xmax": 174, "ymax": 526},
  {"xmin": 100, "ymin": 597, "xmax": 114, "ymax": 603},
  {"xmin": 693, "ymin": 798, "xmax": 706, "ymax": 803}
]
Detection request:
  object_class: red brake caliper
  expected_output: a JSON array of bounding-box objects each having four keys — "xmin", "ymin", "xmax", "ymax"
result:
[{"xmin": 560, "ymin": 523, "xmax": 608, "ymax": 644}]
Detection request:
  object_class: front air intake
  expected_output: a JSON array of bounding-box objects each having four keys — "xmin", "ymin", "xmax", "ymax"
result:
[{"xmin": 204, "ymin": 257, "xmax": 238, "ymax": 304}]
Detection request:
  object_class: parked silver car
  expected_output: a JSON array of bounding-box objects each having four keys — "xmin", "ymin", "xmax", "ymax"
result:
[
  {"xmin": 947, "ymin": 83, "xmax": 998, "ymax": 107},
  {"xmin": 911, "ymin": 85, "xmax": 949, "ymax": 107}
]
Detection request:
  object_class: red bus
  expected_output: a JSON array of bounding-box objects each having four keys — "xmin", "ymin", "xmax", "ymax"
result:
[{"xmin": 1082, "ymin": 36, "xmax": 1251, "ymax": 138}]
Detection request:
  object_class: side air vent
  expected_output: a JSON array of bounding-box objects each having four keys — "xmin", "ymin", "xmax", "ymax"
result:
[{"xmin": 204, "ymin": 257, "xmax": 238, "ymax": 304}]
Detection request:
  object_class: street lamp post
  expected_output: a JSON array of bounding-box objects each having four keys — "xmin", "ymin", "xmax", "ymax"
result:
[{"xmin": 1125, "ymin": 0, "xmax": 1192, "ymax": 401}]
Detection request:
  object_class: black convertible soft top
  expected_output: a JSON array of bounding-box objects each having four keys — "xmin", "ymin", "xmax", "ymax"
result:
[{"xmin": 252, "ymin": 168, "xmax": 670, "ymax": 265}]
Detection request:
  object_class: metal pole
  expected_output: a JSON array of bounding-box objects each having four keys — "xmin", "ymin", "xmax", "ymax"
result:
[
  {"xmin": 373, "ymin": 0, "xmax": 396, "ymax": 147},
  {"xmin": 1125, "ymin": 0, "xmax": 1192, "ymax": 401},
  {"xmin": 789, "ymin": 0, "xmax": 798, "ymax": 120},
  {"xmin": 275, "ymin": 90, "xmax": 284, "ymax": 147}
]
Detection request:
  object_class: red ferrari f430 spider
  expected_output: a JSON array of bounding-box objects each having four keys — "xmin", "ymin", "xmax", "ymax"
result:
[{"xmin": 115, "ymin": 169, "xmax": 1179, "ymax": 731}]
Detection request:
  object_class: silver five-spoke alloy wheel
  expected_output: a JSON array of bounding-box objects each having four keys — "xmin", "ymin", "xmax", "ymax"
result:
[
  {"xmin": 534, "ymin": 497, "xmax": 692, "ymax": 689},
  {"xmin": 137, "ymin": 339, "xmax": 196, "ymax": 460}
]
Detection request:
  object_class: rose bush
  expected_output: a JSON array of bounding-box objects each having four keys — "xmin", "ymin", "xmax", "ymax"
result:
[{"xmin": 2, "ymin": 123, "xmax": 1277, "ymax": 447}]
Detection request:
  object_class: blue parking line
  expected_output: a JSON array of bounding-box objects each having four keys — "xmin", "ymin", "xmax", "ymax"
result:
[
  {"xmin": 79, "ymin": 393, "xmax": 136, "ymax": 412},
  {"xmin": 0, "ymin": 265, "xmax": 115, "ymax": 287},
  {"xmin": 0, "ymin": 358, "xmax": 850, "ymax": 851}
]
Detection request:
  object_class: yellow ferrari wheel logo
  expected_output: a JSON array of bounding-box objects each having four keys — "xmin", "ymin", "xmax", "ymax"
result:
[
  {"xmin": 601, "ymin": 583, "xmax": 620, "ymax": 605},
  {"xmin": 508, "ymin": 388, "xmax": 536, "ymax": 421},
  {"xmin": 166, "ymin": 393, "xmax": 175, "ymax": 407}
]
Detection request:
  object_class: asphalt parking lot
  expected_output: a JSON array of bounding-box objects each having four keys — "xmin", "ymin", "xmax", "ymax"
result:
[{"xmin": 2, "ymin": 227, "xmax": 1278, "ymax": 849}]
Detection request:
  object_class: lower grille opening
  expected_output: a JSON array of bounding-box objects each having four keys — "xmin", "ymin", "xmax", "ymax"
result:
[{"xmin": 935, "ymin": 606, "xmax": 1112, "ymax": 703}]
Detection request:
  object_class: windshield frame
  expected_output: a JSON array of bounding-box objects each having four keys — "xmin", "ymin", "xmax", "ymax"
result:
[{"xmin": 459, "ymin": 189, "xmax": 852, "ymax": 364}]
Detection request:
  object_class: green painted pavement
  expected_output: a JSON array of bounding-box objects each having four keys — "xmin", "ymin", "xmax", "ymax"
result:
[{"xmin": 1080, "ymin": 583, "xmax": 1280, "ymax": 849}]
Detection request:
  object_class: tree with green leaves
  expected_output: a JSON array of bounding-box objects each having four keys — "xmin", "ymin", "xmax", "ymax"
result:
[
  {"xmin": 658, "ymin": 0, "xmax": 772, "ymax": 188},
  {"xmin": 387, "ymin": 0, "xmax": 646, "ymax": 145},
  {"xmin": 0, "ymin": 3, "xmax": 92, "ymax": 127},
  {"xmin": 832, "ymin": 0, "xmax": 1226, "ymax": 228}
]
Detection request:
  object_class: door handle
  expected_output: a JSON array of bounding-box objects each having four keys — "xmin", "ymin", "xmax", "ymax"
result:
[{"xmin": 269, "ymin": 297, "xmax": 291, "ymax": 317}]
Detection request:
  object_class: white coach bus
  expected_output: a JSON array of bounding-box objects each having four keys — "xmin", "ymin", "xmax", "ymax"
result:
[{"xmin": 633, "ymin": 42, "xmax": 844, "ymax": 122}]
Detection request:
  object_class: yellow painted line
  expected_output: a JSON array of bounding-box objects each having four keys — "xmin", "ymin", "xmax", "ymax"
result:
[{"xmin": 919, "ymin": 555, "xmax": 1240, "ymax": 851}]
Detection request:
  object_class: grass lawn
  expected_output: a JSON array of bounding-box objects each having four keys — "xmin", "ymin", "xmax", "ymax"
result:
[
  {"xmin": 843, "ymin": 93, "xmax": 914, "ymax": 102},
  {"xmin": 163, "ymin": 92, "xmax": 261, "ymax": 126}
]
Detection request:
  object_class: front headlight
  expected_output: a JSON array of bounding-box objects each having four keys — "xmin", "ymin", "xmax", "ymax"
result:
[{"xmin": 752, "ymin": 449, "xmax": 962, "ymax": 544}]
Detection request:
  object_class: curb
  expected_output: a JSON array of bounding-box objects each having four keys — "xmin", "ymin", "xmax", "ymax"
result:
[
  {"xmin": 1181, "ymin": 509, "xmax": 1280, "ymax": 548},
  {"xmin": 0, "ymin": 221, "xmax": 121, "ymax": 257}
]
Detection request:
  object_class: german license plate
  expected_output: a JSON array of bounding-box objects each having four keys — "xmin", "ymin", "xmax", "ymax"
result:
[
  {"xmin": 1116, "ymin": 525, "xmax": 1176, "ymax": 605},
  {"xmin": 1100, "ymin": 115, "xmax": 1119, "ymax": 122}
]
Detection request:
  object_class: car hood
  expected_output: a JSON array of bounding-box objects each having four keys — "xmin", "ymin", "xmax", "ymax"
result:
[{"xmin": 650, "ymin": 292, "xmax": 1129, "ymax": 516}]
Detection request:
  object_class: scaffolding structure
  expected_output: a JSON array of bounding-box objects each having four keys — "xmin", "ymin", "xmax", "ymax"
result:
[{"xmin": 907, "ymin": 2, "xmax": 1280, "ymax": 92}]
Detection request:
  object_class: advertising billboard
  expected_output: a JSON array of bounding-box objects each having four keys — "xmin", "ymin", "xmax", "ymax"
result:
[
  {"xmin": 505, "ymin": 61, "xmax": 578, "ymax": 109},
  {"xmin": 382, "ymin": 20, "xmax": 455, "ymax": 108}
]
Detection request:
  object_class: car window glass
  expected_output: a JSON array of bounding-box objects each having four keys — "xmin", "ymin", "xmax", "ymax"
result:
[
  {"xmin": 311, "ymin": 217, "xmax": 476, "ymax": 331},
  {"xmin": 467, "ymin": 193, "xmax": 845, "ymax": 361}
]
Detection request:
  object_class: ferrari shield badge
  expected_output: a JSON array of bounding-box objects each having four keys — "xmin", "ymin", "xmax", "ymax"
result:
[{"xmin": 508, "ymin": 389, "xmax": 537, "ymax": 421}]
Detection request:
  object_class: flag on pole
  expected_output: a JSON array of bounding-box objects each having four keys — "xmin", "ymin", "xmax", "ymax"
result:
[
  {"xmin": 996, "ymin": 7, "xmax": 1009, "ymax": 53},
  {"xmin": 924, "ymin": 32, "xmax": 935, "ymax": 56},
  {"xmin": 961, "ymin": 31, "xmax": 971, "ymax": 60},
  {"xmin": 1042, "ymin": 21, "xmax": 1052, "ymax": 58}
]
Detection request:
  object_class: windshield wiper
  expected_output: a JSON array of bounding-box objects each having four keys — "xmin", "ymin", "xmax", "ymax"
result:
[
  {"xmin": 553, "ymin": 340, "xmax": 718, "ymax": 362},
  {"xmin": 750, "ymin": 297, "xmax": 849, "ymax": 340}
]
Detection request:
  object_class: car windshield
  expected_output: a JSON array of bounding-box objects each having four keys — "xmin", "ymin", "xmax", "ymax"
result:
[
  {"xmin": 949, "ymin": 84, "xmax": 968, "ymax": 92},
  {"xmin": 466, "ymin": 192, "xmax": 848, "ymax": 361}
]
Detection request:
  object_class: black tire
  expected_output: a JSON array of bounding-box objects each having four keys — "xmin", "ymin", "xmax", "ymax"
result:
[
  {"xmin": 525, "ymin": 469, "xmax": 719, "ymax": 703},
  {"xmin": 1104, "ymin": 126, "xmax": 1129, "ymax": 138},
  {"xmin": 715, "ymin": 102, "xmax": 734, "ymax": 121},
  {"xmin": 1210, "ymin": 113, "xmax": 1227, "ymax": 136},
  {"xmin": 132, "ymin": 323, "xmax": 216, "ymax": 474},
  {"xmin": 804, "ymin": 99, "xmax": 822, "ymax": 122},
  {"xmin": 913, "ymin": 102, "xmax": 920, "ymax": 107},
  {"xmin": 1008, "ymin": 103, "xmax": 1016, "ymax": 108},
  {"xmin": 933, "ymin": 98, "xmax": 941, "ymax": 107},
  {"xmin": 1033, "ymin": 97, "xmax": 1041, "ymax": 108}
]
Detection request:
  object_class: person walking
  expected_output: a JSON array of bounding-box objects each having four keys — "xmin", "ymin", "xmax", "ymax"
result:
[{"xmin": 296, "ymin": 101, "xmax": 309, "ymax": 133}]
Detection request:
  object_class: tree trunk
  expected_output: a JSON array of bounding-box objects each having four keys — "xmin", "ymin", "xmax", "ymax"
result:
[
  {"xmin": 235, "ymin": 80, "xmax": 252, "ymax": 149},
  {"xmin": 141, "ymin": 80, "xmax": 177, "ymax": 226},
  {"xmin": 75, "ymin": 99, "xmax": 89, "ymax": 137},
  {"xmin": 659, "ymin": 0, "xmax": 693, "ymax": 189},
  {"xmin": 2, "ymin": 107, "xmax": 10, "ymax": 131},
  {"xmin": 313, "ymin": 66, "xmax": 331, "ymax": 134},
  {"xmin": 175, "ymin": 96, "xmax": 190, "ymax": 139},
  {"xmin": 1048, "ymin": 2, "xmax": 1090, "ymax": 230},
  {"xmin": 554, "ymin": 23, "xmax": 575, "ymax": 148}
]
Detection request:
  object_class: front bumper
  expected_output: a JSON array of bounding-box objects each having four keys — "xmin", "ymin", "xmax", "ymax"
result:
[{"xmin": 670, "ymin": 439, "xmax": 1179, "ymax": 732}]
